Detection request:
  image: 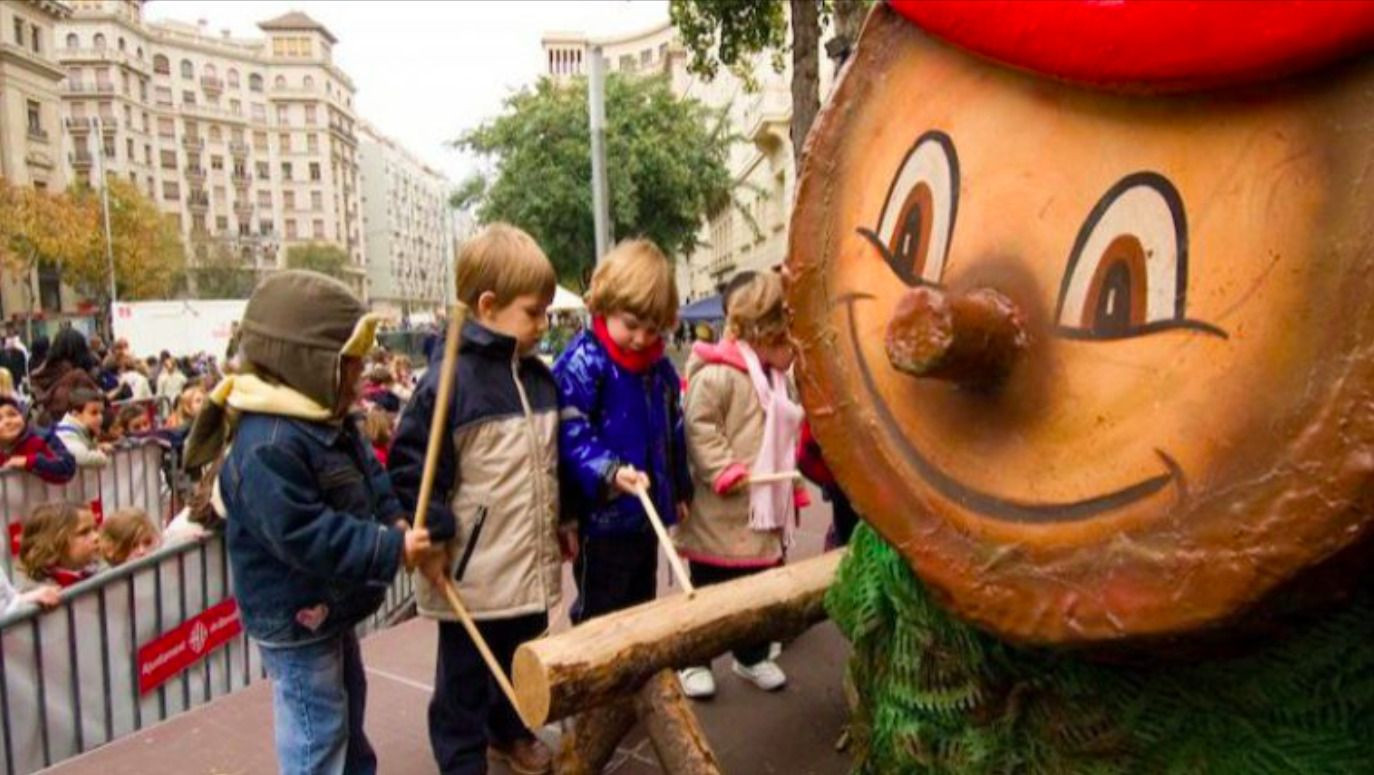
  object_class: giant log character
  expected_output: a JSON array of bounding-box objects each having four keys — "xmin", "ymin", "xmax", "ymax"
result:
[{"xmin": 791, "ymin": 1, "xmax": 1374, "ymax": 770}]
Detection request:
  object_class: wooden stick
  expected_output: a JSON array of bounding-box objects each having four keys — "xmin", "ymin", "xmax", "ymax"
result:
[
  {"xmin": 747, "ymin": 470, "xmax": 803, "ymax": 485},
  {"xmin": 406, "ymin": 303, "xmax": 523, "ymax": 714},
  {"xmin": 635, "ymin": 484, "xmax": 695, "ymax": 596},
  {"xmin": 636, "ymin": 669, "xmax": 722, "ymax": 774},
  {"xmin": 512, "ymin": 550, "xmax": 842, "ymax": 726}
]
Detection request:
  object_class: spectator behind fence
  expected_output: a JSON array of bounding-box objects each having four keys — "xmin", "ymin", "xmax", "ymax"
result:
[
  {"xmin": 111, "ymin": 357, "xmax": 152, "ymax": 402},
  {"xmin": 18, "ymin": 502, "xmax": 100, "ymax": 589},
  {"xmin": 28, "ymin": 329, "xmax": 101, "ymax": 428},
  {"xmin": 0, "ymin": 570, "xmax": 59, "ymax": 615},
  {"xmin": 390, "ymin": 354, "xmax": 414, "ymax": 403},
  {"xmin": 55, "ymin": 388, "xmax": 111, "ymax": 468},
  {"xmin": 0, "ymin": 395, "xmax": 76, "ymax": 484},
  {"xmin": 164, "ymin": 383, "xmax": 206, "ymax": 431},
  {"xmin": 99, "ymin": 509, "xmax": 160, "ymax": 566},
  {"xmin": 155, "ymin": 353, "xmax": 187, "ymax": 412},
  {"xmin": 0, "ymin": 332, "xmax": 27, "ymax": 388},
  {"xmin": 362, "ymin": 408, "xmax": 392, "ymax": 467},
  {"xmin": 360, "ymin": 366, "xmax": 400, "ymax": 413},
  {"xmin": 111, "ymin": 403, "xmax": 153, "ymax": 440}
]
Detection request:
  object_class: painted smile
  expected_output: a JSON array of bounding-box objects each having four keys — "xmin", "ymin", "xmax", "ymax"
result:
[{"xmin": 837, "ymin": 292, "xmax": 1181, "ymax": 523}]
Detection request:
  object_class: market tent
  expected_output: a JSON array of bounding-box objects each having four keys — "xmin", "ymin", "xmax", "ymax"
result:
[
  {"xmin": 550, "ymin": 285, "xmax": 585, "ymax": 312},
  {"xmin": 679, "ymin": 294, "xmax": 724, "ymax": 322}
]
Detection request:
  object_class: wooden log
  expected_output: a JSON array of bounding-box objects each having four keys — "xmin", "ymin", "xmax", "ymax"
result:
[
  {"xmin": 884, "ymin": 285, "xmax": 1027, "ymax": 386},
  {"xmin": 555, "ymin": 700, "xmax": 637, "ymax": 775},
  {"xmin": 513, "ymin": 550, "xmax": 842, "ymax": 727},
  {"xmin": 636, "ymin": 669, "xmax": 722, "ymax": 774}
]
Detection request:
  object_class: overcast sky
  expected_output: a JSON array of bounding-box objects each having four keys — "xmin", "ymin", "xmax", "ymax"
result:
[{"xmin": 144, "ymin": 1, "xmax": 671, "ymax": 189}]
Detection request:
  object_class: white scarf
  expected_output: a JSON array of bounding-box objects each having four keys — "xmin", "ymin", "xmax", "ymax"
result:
[{"xmin": 738, "ymin": 341, "xmax": 804, "ymax": 540}]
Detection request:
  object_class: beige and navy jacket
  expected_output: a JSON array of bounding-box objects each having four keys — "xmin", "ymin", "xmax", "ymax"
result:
[{"xmin": 389, "ymin": 320, "xmax": 563, "ymax": 622}]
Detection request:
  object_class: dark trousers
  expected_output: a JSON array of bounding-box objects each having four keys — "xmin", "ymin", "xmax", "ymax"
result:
[
  {"xmin": 428, "ymin": 612, "xmax": 548, "ymax": 775},
  {"xmin": 827, "ymin": 487, "xmax": 859, "ymax": 549},
  {"xmin": 689, "ymin": 560, "xmax": 780, "ymax": 666},
  {"xmin": 570, "ymin": 531, "xmax": 658, "ymax": 624}
]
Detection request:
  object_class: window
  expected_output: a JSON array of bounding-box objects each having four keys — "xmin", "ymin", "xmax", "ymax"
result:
[
  {"xmin": 253, "ymin": 132, "xmax": 268, "ymax": 151},
  {"xmin": 216, "ymin": 215, "xmax": 228, "ymax": 231},
  {"xmin": 160, "ymin": 150, "xmax": 176, "ymax": 169},
  {"xmin": 121, "ymin": 71, "xmax": 129, "ymax": 95},
  {"xmin": 239, "ymin": 220, "xmax": 252, "ymax": 236},
  {"xmin": 163, "ymin": 180, "xmax": 180, "ymax": 200},
  {"xmin": 140, "ymin": 80, "xmax": 147, "ymax": 101},
  {"xmin": 30, "ymin": 24, "xmax": 40, "ymax": 54},
  {"xmin": 154, "ymin": 54, "xmax": 169, "ymax": 74},
  {"xmin": 203, "ymin": 63, "xmax": 217, "ymax": 77},
  {"xmin": 251, "ymin": 103, "xmax": 266, "ymax": 122},
  {"xmin": 156, "ymin": 117, "xmax": 174, "ymax": 137},
  {"xmin": 309, "ymin": 162, "xmax": 321, "ymax": 181},
  {"xmin": 302, "ymin": 75, "xmax": 314, "ymax": 89},
  {"xmin": 285, "ymin": 219, "xmax": 297, "ymax": 239},
  {"xmin": 209, "ymin": 125, "xmax": 222, "ymax": 142},
  {"xmin": 260, "ymin": 219, "xmax": 274, "ymax": 236},
  {"xmin": 281, "ymin": 162, "xmax": 292, "ymax": 180},
  {"xmin": 255, "ymin": 161, "xmax": 269, "ymax": 178},
  {"xmin": 276, "ymin": 105, "xmax": 288, "ymax": 125},
  {"xmin": 125, "ymin": 137, "xmax": 134, "ymax": 160},
  {"xmin": 248, "ymin": 73, "xmax": 263, "ymax": 92},
  {"xmin": 123, "ymin": 104, "xmax": 131, "ymax": 124},
  {"xmin": 94, "ymin": 32, "xmax": 107, "ymax": 49},
  {"xmin": 229, "ymin": 98, "xmax": 241, "ymax": 115},
  {"xmin": 138, "ymin": 46, "xmax": 144, "ymax": 59},
  {"xmin": 191, "ymin": 214, "xmax": 206, "ymax": 233},
  {"xmin": 211, "ymin": 155, "xmax": 224, "ymax": 170},
  {"xmin": 26, "ymin": 100, "xmax": 41, "ymax": 134},
  {"xmin": 117, "ymin": 36, "xmax": 125, "ymax": 51},
  {"xmin": 618, "ymin": 54, "xmax": 634, "ymax": 71},
  {"xmin": 182, "ymin": 91, "xmax": 195, "ymax": 105},
  {"xmin": 312, "ymin": 219, "xmax": 324, "ymax": 239},
  {"xmin": 283, "ymin": 191, "xmax": 295, "ymax": 210},
  {"xmin": 274, "ymin": 75, "xmax": 286, "ymax": 89},
  {"xmin": 66, "ymin": 32, "xmax": 78, "ymax": 48},
  {"xmin": 304, "ymin": 105, "xmax": 316, "ymax": 125},
  {"xmin": 310, "ymin": 191, "xmax": 322, "ymax": 210},
  {"xmin": 214, "ymin": 185, "xmax": 226, "ymax": 202},
  {"xmin": 278, "ymin": 132, "xmax": 290, "ymax": 151},
  {"xmin": 180, "ymin": 60, "xmax": 193, "ymax": 79},
  {"xmin": 257, "ymin": 190, "xmax": 272, "ymax": 207},
  {"xmin": 306, "ymin": 134, "xmax": 318, "ymax": 152},
  {"xmin": 640, "ymin": 48, "xmax": 653, "ymax": 67},
  {"xmin": 144, "ymin": 144, "xmax": 152, "ymax": 164},
  {"xmin": 103, "ymin": 136, "xmax": 116, "ymax": 158},
  {"xmin": 227, "ymin": 68, "xmax": 239, "ymax": 88},
  {"xmin": 95, "ymin": 66, "xmax": 110, "ymax": 87},
  {"xmin": 98, "ymin": 100, "xmax": 112, "ymax": 120},
  {"xmin": 154, "ymin": 86, "xmax": 171, "ymax": 106}
]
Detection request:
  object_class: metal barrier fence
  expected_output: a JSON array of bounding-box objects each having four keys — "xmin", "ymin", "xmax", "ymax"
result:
[{"xmin": 0, "ymin": 440, "xmax": 416, "ymax": 774}]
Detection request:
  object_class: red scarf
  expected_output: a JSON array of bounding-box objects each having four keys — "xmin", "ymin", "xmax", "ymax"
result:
[
  {"xmin": 45, "ymin": 566, "xmax": 94, "ymax": 588},
  {"xmin": 593, "ymin": 316, "xmax": 664, "ymax": 374}
]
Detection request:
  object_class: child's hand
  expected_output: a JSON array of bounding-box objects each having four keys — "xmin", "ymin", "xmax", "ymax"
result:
[
  {"xmin": 98, "ymin": 443, "xmax": 115, "ymax": 454},
  {"xmin": 613, "ymin": 466, "xmax": 650, "ymax": 495},
  {"xmin": 21, "ymin": 585, "xmax": 61, "ymax": 610},
  {"xmin": 418, "ymin": 546, "xmax": 451, "ymax": 585},
  {"xmin": 557, "ymin": 523, "xmax": 579, "ymax": 563},
  {"xmin": 2, "ymin": 457, "xmax": 27, "ymax": 471},
  {"xmin": 402, "ymin": 527, "xmax": 432, "ymax": 571}
]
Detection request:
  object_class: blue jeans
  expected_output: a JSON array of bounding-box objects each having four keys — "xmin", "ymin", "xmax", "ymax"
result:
[{"xmin": 260, "ymin": 630, "xmax": 377, "ymax": 775}]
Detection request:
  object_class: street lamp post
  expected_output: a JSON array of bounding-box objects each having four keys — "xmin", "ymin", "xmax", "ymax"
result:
[
  {"xmin": 587, "ymin": 45, "xmax": 611, "ymax": 264},
  {"xmin": 91, "ymin": 117, "xmax": 117, "ymax": 336}
]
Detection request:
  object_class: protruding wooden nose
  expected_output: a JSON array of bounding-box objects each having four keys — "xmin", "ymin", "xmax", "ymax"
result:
[{"xmin": 884, "ymin": 286, "xmax": 1028, "ymax": 387}]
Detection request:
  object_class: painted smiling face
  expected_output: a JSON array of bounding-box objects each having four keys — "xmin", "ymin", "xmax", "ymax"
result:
[{"xmin": 789, "ymin": 5, "xmax": 1374, "ymax": 646}]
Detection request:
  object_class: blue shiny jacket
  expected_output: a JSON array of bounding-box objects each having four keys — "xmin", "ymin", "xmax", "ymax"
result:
[
  {"xmin": 554, "ymin": 331, "xmax": 691, "ymax": 536},
  {"xmin": 220, "ymin": 412, "xmax": 406, "ymax": 647}
]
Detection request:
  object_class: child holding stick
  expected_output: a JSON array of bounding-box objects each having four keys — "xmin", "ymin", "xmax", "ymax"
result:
[
  {"xmin": 675, "ymin": 271, "xmax": 803, "ymax": 698},
  {"xmin": 554, "ymin": 239, "xmax": 692, "ymax": 623},
  {"xmin": 389, "ymin": 223, "xmax": 565, "ymax": 775}
]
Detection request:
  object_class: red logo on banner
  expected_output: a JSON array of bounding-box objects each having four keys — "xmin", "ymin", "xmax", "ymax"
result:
[{"xmin": 137, "ymin": 598, "xmax": 242, "ymax": 694}]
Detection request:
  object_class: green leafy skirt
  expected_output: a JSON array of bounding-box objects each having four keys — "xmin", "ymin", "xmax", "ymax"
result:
[{"xmin": 826, "ymin": 524, "xmax": 1374, "ymax": 774}]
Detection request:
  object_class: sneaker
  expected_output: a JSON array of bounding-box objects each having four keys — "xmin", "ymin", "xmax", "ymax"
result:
[
  {"xmin": 732, "ymin": 658, "xmax": 787, "ymax": 691},
  {"xmin": 488, "ymin": 736, "xmax": 553, "ymax": 775},
  {"xmin": 678, "ymin": 666, "xmax": 716, "ymax": 699},
  {"xmin": 769, "ymin": 641, "xmax": 782, "ymax": 660}
]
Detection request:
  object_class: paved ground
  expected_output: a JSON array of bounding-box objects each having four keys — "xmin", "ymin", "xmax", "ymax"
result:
[{"xmin": 49, "ymin": 487, "xmax": 852, "ymax": 774}]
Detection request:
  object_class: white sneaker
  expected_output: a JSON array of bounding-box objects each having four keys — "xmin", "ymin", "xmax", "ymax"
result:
[
  {"xmin": 769, "ymin": 641, "xmax": 782, "ymax": 660},
  {"xmin": 732, "ymin": 658, "xmax": 787, "ymax": 691},
  {"xmin": 678, "ymin": 666, "xmax": 716, "ymax": 699}
]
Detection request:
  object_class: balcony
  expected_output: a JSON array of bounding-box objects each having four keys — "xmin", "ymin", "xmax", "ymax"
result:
[
  {"xmin": 98, "ymin": 118, "xmax": 118, "ymax": 133},
  {"xmin": 64, "ymin": 116, "xmax": 92, "ymax": 130},
  {"xmin": 185, "ymin": 166, "xmax": 206, "ymax": 183},
  {"xmin": 229, "ymin": 140, "xmax": 249, "ymax": 157},
  {"xmin": 200, "ymin": 75, "xmax": 223, "ymax": 94},
  {"xmin": 71, "ymin": 150, "xmax": 93, "ymax": 167},
  {"xmin": 231, "ymin": 172, "xmax": 252, "ymax": 187},
  {"xmin": 26, "ymin": 127, "xmax": 49, "ymax": 142},
  {"xmin": 186, "ymin": 192, "xmax": 209, "ymax": 211},
  {"xmin": 234, "ymin": 201, "xmax": 254, "ymax": 216},
  {"xmin": 182, "ymin": 135, "xmax": 204, "ymax": 151}
]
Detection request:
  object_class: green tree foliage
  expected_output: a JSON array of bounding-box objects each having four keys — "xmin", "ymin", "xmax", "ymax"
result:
[
  {"xmin": 454, "ymin": 73, "xmax": 733, "ymax": 288},
  {"xmin": 190, "ymin": 241, "xmax": 258, "ymax": 299},
  {"xmin": 285, "ymin": 242, "xmax": 350, "ymax": 279}
]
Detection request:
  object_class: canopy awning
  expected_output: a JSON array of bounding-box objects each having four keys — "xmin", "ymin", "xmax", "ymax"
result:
[
  {"xmin": 550, "ymin": 285, "xmax": 585, "ymax": 312},
  {"xmin": 679, "ymin": 295, "xmax": 724, "ymax": 322}
]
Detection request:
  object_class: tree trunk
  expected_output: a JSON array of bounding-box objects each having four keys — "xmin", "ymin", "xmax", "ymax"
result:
[
  {"xmin": 636, "ymin": 669, "xmax": 722, "ymax": 774},
  {"xmin": 789, "ymin": 0, "xmax": 821, "ymax": 166},
  {"xmin": 829, "ymin": 1, "xmax": 869, "ymax": 71},
  {"xmin": 511, "ymin": 550, "xmax": 842, "ymax": 726},
  {"xmin": 555, "ymin": 700, "xmax": 638, "ymax": 775}
]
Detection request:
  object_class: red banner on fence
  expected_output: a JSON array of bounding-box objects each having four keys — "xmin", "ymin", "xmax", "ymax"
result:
[{"xmin": 137, "ymin": 598, "xmax": 242, "ymax": 694}]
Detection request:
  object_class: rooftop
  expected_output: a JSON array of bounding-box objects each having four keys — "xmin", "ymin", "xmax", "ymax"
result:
[{"xmin": 257, "ymin": 10, "xmax": 337, "ymax": 44}]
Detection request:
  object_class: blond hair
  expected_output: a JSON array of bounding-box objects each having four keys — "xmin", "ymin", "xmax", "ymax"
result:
[
  {"xmin": 20, "ymin": 503, "xmax": 86, "ymax": 580},
  {"xmin": 0, "ymin": 367, "xmax": 12, "ymax": 396},
  {"xmin": 362, "ymin": 408, "xmax": 393, "ymax": 447},
  {"xmin": 726, "ymin": 271, "xmax": 788, "ymax": 344},
  {"xmin": 455, "ymin": 223, "xmax": 556, "ymax": 309},
  {"xmin": 586, "ymin": 239, "xmax": 679, "ymax": 329},
  {"xmin": 99, "ymin": 509, "xmax": 158, "ymax": 566}
]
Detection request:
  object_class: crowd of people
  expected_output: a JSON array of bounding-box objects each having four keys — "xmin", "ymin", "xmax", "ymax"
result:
[{"xmin": 0, "ymin": 220, "xmax": 854, "ymax": 775}]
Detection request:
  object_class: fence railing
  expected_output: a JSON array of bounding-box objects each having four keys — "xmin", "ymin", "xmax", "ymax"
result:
[{"xmin": 0, "ymin": 442, "xmax": 416, "ymax": 774}]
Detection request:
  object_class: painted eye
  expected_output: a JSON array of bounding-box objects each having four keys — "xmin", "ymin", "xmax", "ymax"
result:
[
  {"xmin": 857, "ymin": 130, "xmax": 959, "ymax": 287},
  {"xmin": 1056, "ymin": 172, "xmax": 1225, "ymax": 340}
]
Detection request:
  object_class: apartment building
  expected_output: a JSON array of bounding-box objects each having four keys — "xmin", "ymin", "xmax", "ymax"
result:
[
  {"xmin": 358, "ymin": 120, "xmax": 451, "ymax": 316},
  {"xmin": 57, "ymin": 1, "xmax": 365, "ymax": 295},
  {"xmin": 0, "ymin": 0, "xmax": 82, "ymax": 329},
  {"xmin": 540, "ymin": 17, "xmax": 837, "ymax": 302}
]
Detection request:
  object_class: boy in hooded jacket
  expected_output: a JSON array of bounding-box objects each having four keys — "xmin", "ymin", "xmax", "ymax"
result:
[
  {"xmin": 555, "ymin": 239, "xmax": 691, "ymax": 624},
  {"xmin": 186, "ymin": 270, "xmax": 431, "ymax": 775}
]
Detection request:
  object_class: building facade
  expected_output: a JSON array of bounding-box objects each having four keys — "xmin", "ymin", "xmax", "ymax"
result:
[
  {"xmin": 56, "ymin": 1, "xmax": 365, "ymax": 295},
  {"xmin": 540, "ymin": 16, "xmax": 838, "ymax": 302},
  {"xmin": 0, "ymin": 0, "xmax": 82, "ymax": 331},
  {"xmin": 358, "ymin": 120, "xmax": 450, "ymax": 316}
]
